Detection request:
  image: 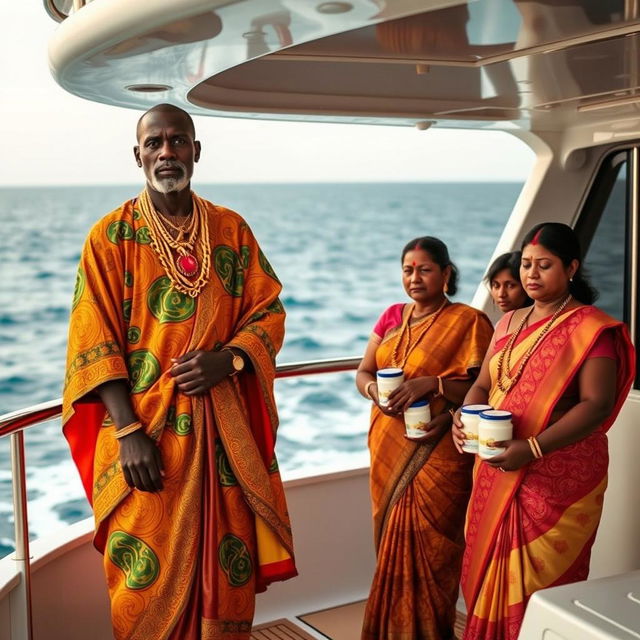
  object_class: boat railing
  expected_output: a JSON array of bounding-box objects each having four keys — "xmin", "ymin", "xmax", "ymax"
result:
[{"xmin": 0, "ymin": 355, "xmax": 361, "ymax": 640}]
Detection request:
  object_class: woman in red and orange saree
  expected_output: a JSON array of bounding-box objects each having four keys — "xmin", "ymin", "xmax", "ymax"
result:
[
  {"xmin": 63, "ymin": 189, "xmax": 296, "ymax": 640},
  {"xmin": 453, "ymin": 223, "xmax": 635, "ymax": 640},
  {"xmin": 356, "ymin": 237, "xmax": 493, "ymax": 640}
]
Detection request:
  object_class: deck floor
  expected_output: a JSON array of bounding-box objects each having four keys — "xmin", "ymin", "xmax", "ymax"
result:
[
  {"xmin": 251, "ymin": 618, "xmax": 318, "ymax": 639},
  {"xmin": 253, "ymin": 601, "xmax": 467, "ymax": 639}
]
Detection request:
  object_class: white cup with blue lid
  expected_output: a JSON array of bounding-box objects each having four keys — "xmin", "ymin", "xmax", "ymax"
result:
[
  {"xmin": 404, "ymin": 399, "xmax": 431, "ymax": 438},
  {"xmin": 376, "ymin": 367, "xmax": 404, "ymax": 406},
  {"xmin": 478, "ymin": 410, "xmax": 513, "ymax": 458},
  {"xmin": 460, "ymin": 403, "xmax": 493, "ymax": 454}
]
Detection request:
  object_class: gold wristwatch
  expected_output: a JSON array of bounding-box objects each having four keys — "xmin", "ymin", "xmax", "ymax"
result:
[{"xmin": 226, "ymin": 349, "xmax": 245, "ymax": 376}]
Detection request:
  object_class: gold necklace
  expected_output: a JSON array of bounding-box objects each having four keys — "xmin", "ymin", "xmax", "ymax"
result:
[
  {"xmin": 160, "ymin": 210, "xmax": 197, "ymax": 243},
  {"xmin": 496, "ymin": 294, "xmax": 572, "ymax": 393},
  {"xmin": 138, "ymin": 190, "xmax": 212, "ymax": 298},
  {"xmin": 390, "ymin": 299, "xmax": 449, "ymax": 369}
]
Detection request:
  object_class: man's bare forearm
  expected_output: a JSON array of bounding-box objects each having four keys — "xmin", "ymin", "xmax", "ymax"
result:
[{"xmin": 96, "ymin": 379, "xmax": 137, "ymax": 429}]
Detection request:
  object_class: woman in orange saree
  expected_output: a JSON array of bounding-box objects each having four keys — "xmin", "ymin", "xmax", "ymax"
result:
[
  {"xmin": 63, "ymin": 189, "xmax": 296, "ymax": 640},
  {"xmin": 453, "ymin": 223, "xmax": 635, "ymax": 640},
  {"xmin": 356, "ymin": 236, "xmax": 493, "ymax": 640}
]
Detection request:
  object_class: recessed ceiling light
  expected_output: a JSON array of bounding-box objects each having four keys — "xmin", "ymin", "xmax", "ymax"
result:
[
  {"xmin": 316, "ymin": 2, "xmax": 353, "ymax": 14},
  {"xmin": 126, "ymin": 84, "xmax": 172, "ymax": 93}
]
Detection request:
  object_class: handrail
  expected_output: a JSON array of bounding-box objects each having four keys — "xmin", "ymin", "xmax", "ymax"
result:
[{"xmin": 0, "ymin": 356, "xmax": 361, "ymax": 439}]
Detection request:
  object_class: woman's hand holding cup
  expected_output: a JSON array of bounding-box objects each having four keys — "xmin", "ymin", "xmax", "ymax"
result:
[
  {"xmin": 386, "ymin": 376, "xmax": 436, "ymax": 413},
  {"xmin": 404, "ymin": 411, "xmax": 451, "ymax": 443},
  {"xmin": 451, "ymin": 408, "xmax": 466, "ymax": 454}
]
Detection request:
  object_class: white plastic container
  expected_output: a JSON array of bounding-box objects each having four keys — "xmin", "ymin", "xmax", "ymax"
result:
[
  {"xmin": 376, "ymin": 368, "xmax": 404, "ymax": 406},
  {"xmin": 478, "ymin": 410, "xmax": 513, "ymax": 459},
  {"xmin": 404, "ymin": 400, "xmax": 431, "ymax": 439},
  {"xmin": 460, "ymin": 404, "xmax": 493, "ymax": 454}
]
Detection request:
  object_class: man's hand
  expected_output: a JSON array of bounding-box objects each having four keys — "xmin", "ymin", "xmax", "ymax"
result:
[
  {"xmin": 170, "ymin": 350, "xmax": 233, "ymax": 395},
  {"xmin": 119, "ymin": 430, "xmax": 164, "ymax": 492}
]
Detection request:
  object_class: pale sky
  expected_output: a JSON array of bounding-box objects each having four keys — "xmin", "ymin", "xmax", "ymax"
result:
[{"xmin": 2, "ymin": 4, "xmax": 534, "ymax": 186}]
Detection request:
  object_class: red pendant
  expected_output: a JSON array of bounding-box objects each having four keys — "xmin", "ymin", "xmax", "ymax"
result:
[{"xmin": 176, "ymin": 253, "xmax": 199, "ymax": 277}]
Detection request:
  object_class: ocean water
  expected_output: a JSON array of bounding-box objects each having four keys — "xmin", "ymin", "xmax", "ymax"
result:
[{"xmin": 0, "ymin": 182, "xmax": 521, "ymax": 558}]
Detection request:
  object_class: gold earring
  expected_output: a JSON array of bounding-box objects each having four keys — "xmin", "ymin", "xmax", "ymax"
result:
[{"xmin": 443, "ymin": 282, "xmax": 449, "ymax": 294}]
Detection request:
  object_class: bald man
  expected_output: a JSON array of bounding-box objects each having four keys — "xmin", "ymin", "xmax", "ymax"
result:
[{"xmin": 63, "ymin": 104, "xmax": 296, "ymax": 640}]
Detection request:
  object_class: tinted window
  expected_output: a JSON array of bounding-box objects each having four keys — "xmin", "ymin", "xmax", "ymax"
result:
[{"xmin": 581, "ymin": 156, "xmax": 627, "ymax": 321}]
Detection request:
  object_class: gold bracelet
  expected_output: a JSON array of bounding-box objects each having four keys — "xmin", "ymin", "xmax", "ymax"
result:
[
  {"xmin": 364, "ymin": 380, "xmax": 376, "ymax": 399},
  {"xmin": 114, "ymin": 421, "xmax": 144, "ymax": 439},
  {"xmin": 532, "ymin": 436, "xmax": 543, "ymax": 458},
  {"xmin": 437, "ymin": 376, "xmax": 445, "ymax": 397},
  {"xmin": 527, "ymin": 436, "xmax": 543, "ymax": 459}
]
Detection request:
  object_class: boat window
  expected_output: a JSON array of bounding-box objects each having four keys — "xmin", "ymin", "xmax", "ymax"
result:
[
  {"xmin": 577, "ymin": 148, "xmax": 640, "ymax": 389},
  {"xmin": 578, "ymin": 151, "xmax": 627, "ymax": 323}
]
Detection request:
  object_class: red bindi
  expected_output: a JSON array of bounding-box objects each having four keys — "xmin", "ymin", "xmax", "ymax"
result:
[{"xmin": 412, "ymin": 261, "xmax": 416, "ymax": 266}]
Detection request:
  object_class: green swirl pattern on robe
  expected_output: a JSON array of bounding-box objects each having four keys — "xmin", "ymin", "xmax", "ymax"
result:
[
  {"xmin": 266, "ymin": 298, "xmax": 284, "ymax": 314},
  {"xmin": 258, "ymin": 248, "xmax": 280, "ymax": 283},
  {"xmin": 127, "ymin": 349, "xmax": 161, "ymax": 393},
  {"xmin": 107, "ymin": 531, "xmax": 160, "ymax": 590},
  {"xmin": 106, "ymin": 220, "xmax": 134, "ymax": 244},
  {"xmin": 240, "ymin": 245, "xmax": 250, "ymax": 268},
  {"xmin": 174, "ymin": 414, "xmax": 192, "ymax": 436},
  {"xmin": 122, "ymin": 299, "xmax": 132, "ymax": 323},
  {"xmin": 72, "ymin": 268, "xmax": 85, "ymax": 310},
  {"xmin": 147, "ymin": 276, "xmax": 196, "ymax": 323},
  {"xmin": 135, "ymin": 226, "xmax": 151, "ymax": 244},
  {"xmin": 213, "ymin": 245, "xmax": 245, "ymax": 297},
  {"xmin": 165, "ymin": 406, "xmax": 176, "ymax": 430},
  {"xmin": 216, "ymin": 440, "xmax": 238, "ymax": 486},
  {"xmin": 127, "ymin": 326, "xmax": 141, "ymax": 344},
  {"xmin": 218, "ymin": 534, "xmax": 252, "ymax": 586}
]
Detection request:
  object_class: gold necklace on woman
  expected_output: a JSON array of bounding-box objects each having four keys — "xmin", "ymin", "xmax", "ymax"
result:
[
  {"xmin": 391, "ymin": 298, "xmax": 449, "ymax": 369},
  {"xmin": 138, "ymin": 189, "xmax": 212, "ymax": 298},
  {"xmin": 495, "ymin": 294, "xmax": 572, "ymax": 393}
]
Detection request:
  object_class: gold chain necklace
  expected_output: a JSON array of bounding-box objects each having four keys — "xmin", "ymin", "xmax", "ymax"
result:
[
  {"xmin": 138, "ymin": 189, "xmax": 212, "ymax": 298},
  {"xmin": 496, "ymin": 294, "xmax": 572, "ymax": 393},
  {"xmin": 160, "ymin": 209, "xmax": 197, "ymax": 243},
  {"xmin": 390, "ymin": 299, "xmax": 449, "ymax": 369}
]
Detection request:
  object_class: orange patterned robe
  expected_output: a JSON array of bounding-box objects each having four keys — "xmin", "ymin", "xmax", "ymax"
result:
[
  {"xmin": 62, "ymin": 193, "xmax": 296, "ymax": 640},
  {"xmin": 362, "ymin": 303, "xmax": 493, "ymax": 640},
  {"xmin": 461, "ymin": 306, "xmax": 635, "ymax": 640}
]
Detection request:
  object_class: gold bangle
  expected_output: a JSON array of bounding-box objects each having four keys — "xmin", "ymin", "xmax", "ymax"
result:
[
  {"xmin": 527, "ymin": 436, "xmax": 543, "ymax": 459},
  {"xmin": 437, "ymin": 376, "xmax": 445, "ymax": 397},
  {"xmin": 364, "ymin": 380, "xmax": 376, "ymax": 399},
  {"xmin": 114, "ymin": 421, "xmax": 144, "ymax": 439},
  {"xmin": 532, "ymin": 436, "xmax": 543, "ymax": 458}
]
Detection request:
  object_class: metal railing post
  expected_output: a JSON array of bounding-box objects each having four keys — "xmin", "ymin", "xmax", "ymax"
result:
[{"xmin": 10, "ymin": 431, "xmax": 34, "ymax": 640}]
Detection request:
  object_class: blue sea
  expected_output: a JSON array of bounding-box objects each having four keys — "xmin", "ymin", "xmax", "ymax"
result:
[{"xmin": 0, "ymin": 182, "xmax": 521, "ymax": 559}]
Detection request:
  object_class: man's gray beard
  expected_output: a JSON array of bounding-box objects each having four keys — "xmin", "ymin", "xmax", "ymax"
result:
[{"xmin": 149, "ymin": 173, "xmax": 189, "ymax": 194}]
